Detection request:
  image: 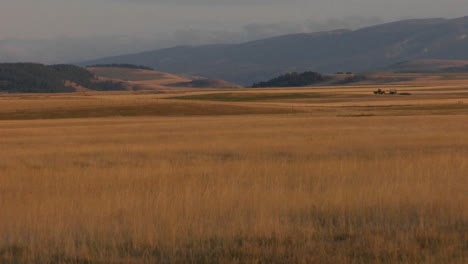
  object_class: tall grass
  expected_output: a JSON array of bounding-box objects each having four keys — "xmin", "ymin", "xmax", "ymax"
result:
[{"xmin": 0, "ymin": 115, "xmax": 466, "ymax": 263}]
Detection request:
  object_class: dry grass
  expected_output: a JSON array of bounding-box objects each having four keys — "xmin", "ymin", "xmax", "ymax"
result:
[
  {"xmin": 0, "ymin": 94, "xmax": 293, "ymax": 120},
  {"xmin": 0, "ymin": 82, "xmax": 467, "ymax": 263},
  {"xmin": 87, "ymin": 67, "xmax": 189, "ymax": 83},
  {"xmin": 1, "ymin": 113, "xmax": 467, "ymax": 264},
  {"xmin": 87, "ymin": 67, "xmax": 191, "ymax": 90},
  {"xmin": 1, "ymin": 80, "xmax": 467, "ymax": 121}
]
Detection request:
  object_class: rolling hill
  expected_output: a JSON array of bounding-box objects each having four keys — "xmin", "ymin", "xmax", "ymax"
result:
[
  {"xmin": 80, "ymin": 16, "xmax": 468, "ymax": 85},
  {"xmin": 87, "ymin": 66, "xmax": 241, "ymax": 90},
  {"xmin": 380, "ymin": 59, "xmax": 468, "ymax": 73},
  {"xmin": 86, "ymin": 66, "xmax": 190, "ymax": 90},
  {"xmin": 0, "ymin": 63, "xmax": 242, "ymax": 94}
]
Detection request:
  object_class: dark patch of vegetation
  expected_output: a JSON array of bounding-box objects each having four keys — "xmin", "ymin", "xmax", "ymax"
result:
[
  {"xmin": 374, "ymin": 89, "xmax": 386, "ymax": 95},
  {"xmin": 184, "ymin": 79, "xmax": 239, "ymax": 88},
  {"xmin": 171, "ymin": 92, "xmax": 327, "ymax": 102},
  {"xmin": 0, "ymin": 63, "xmax": 126, "ymax": 93},
  {"xmin": 89, "ymin": 81, "xmax": 127, "ymax": 91},
  {"xmin": 0, "ymin": 63, "xmax": 75, "ymax": 93},
  {"xmin": 169, "ymin": 78, "xmax": 241, "ymax": 89},
  {"xmin": 373, "ymin": 89, "xmax": 402, "ymax": 95},
  {"xmin": 49, "ymin": 64, "xmax": 95, "ymax": 86},
  {"xmin": 252, "ymin": 71, "xmax": 330, "ymax": 88},
  {"xmin": 87, "ymin": 64, "xmax": 154, "ymax": 71}
]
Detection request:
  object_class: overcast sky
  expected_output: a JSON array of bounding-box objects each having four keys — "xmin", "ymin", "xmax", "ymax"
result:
[{"xmin": 1, "ymin": 0, "xmax": 467, "ymax": 63}]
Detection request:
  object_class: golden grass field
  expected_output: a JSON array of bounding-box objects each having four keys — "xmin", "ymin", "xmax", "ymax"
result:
[{"xmin": 0, "ymin": 78, "xmax": 467, "ymax": 263}]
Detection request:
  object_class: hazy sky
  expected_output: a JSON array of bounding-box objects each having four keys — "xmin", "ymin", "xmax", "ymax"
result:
[
  {"xmin": 0, "ymin": 0, "xmax": 467, "ymax": 63},
  {"xmin": 1, "ymin": 0, "xmax": 467, "ymax": 38}
]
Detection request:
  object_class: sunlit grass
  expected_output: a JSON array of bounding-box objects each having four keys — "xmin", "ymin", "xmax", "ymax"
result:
[{"xmin": 0, "ymin": 114, "xmax": 466, "ymax": 263}]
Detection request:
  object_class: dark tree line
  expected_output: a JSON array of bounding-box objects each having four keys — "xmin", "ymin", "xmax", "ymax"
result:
[
  {"xmin": 0, "ymin": 63, "xmax": 75, "ymax": 93},
  {"xmin": 0, "ymin": 63, "xmax": 126, "ymax": 93},
  {"xmin": 87, "ymin": 64, "xmax": 154, "ymax": 71},
  {"xmin": 252, "ymin": 71, "xmax": 330, "ymax": 88}
]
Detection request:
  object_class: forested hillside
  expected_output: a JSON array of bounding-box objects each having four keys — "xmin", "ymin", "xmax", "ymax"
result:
[{"xmin": 0, "ymin": 63, "xmax": 125, "ymax": 93}]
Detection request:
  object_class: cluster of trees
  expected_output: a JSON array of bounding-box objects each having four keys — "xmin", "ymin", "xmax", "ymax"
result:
[
  {"xmin": 252, "ymin": 71, "xmax": 329, "ymax": 88},
  {"xmin": 0, "ymin": 63, "xmax": 126, "ymax": 93},
  {"xmin": 90, "ymin": 80, "xmax": 126, "ymax": 91},
  {"xmin": 87, "ymin": 64, "xmax": 154, "ymax": 71},
  {"xmin": 50, "ymin": 64, "xmax": 95, "ymax": 87},
  {"xmin": 0, "ymin": 63, "xmax": 75, "ymax": 93}
]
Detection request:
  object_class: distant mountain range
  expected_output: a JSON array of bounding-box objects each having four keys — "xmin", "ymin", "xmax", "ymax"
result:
[
  {"xmin": 80, "ymin": 16, "xmax": 468, "ymax": 85},
  {"xmin": 379, "ymin": 59, "xmax": 468, "ymax": 73}
]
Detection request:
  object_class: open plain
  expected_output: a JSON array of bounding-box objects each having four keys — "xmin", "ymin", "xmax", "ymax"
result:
[{"xmin": 0, "ymin": 76, "xmax": 467, "ymax": 263}]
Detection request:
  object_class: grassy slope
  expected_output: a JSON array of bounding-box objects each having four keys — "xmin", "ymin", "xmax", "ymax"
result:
[{"xmin": 87, "ymin": 67, "xmax": 192, "ymax": 90}]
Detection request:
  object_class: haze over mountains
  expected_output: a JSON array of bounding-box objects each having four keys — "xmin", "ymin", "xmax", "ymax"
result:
[
  {"xmin": 0, "ymin": 17, "xmax": 384, "ymax": 64},
  {"xmin": 81, "ymin": 16, "xmax": 468, "ymax": 84}
]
